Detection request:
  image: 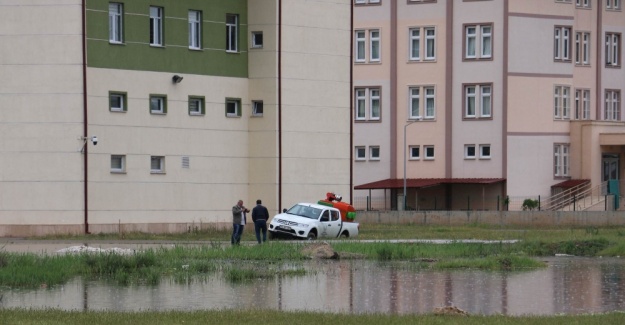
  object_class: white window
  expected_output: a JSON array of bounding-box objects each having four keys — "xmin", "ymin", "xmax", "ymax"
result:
[
  {"xmin": 111, "ymin": 155, "xmax": 125, "ymax": 173},
  {"xmin": 424, "ymin": 146, "xmax": 435, "ymax": 160},
  {"xmin": 226, "ymin": 98, "xmax": 241, "ymax": 117},
  {"xmin": 409, "ymin": 28, "xmax": 421, "ymax": 60},
  {"xmin": 109, "ymin": 3, "xmax": 123, "ymax": 43},
  {"xmin": 150, "ymin": 95, "xmax": 166, "ymax": 114},
  {"xmin": 555, "ymin": 26, "xmax": 572, "ymax": 61},
  {"xmin": 369, "ymin": 146, "xmax": 380, "ymax": 160},
  {"xmin": 354, "ymin": 87, "xmax": 381, "ymax": 121},
  {"xmin": 554, "ymin": 144, "xmax": 570, "ymax": 177},
  {"xmin": 355, "ymin": 147, "xmax": 366, "ymax": 161},
  {"xmin": 465, "ymin": 145, "xmax": 476, "ymax": 159},
  {"xmin": 604, "ymin": 90, "xmax": 621, "ymax": 121},
  {"xmin": 605, "ymin": 32, "xmax": 621, "ymax": 67},
  {"xmin": 575, "ymin": 32, "xmax": 590, "ymax": 65},
  {"xmin": 189, "ymin": 97, "xmax": 204, "ymax": 115},
  {"xmin": 252, "ymin": 100, "xmax": 263, "ymax": 116},
  {"xmin": 355, "ymin": 30, "xmax": 366, "ymax": 62},
  {"xmin": 409, "ymin": 86, "xmax": 435, "ymax": 120},
  {"xmin": 251, "ymin": 31, "xmax": 263, "ymax": 48},
  {"xmin": 150, "ymin": 6, "xmax": 163, "ymax": 46},
  {"xmin": 465, "ymin": 24, "xmax": 492, "ymax": 60},
  {"xmin": 409, "ymin": 146, "xmax": 420, "ymax": 160},
  {"xmin": 464, "ymin": 84, "xmax": 492, "ymax": 119},
  {"xmin": 574, "ymin": 89, "xmax": 591, "ymax": 120},
  {"xmin": 425, "ymin": 28, "xmax": 436, "ymax": 60},
  {"xmin": 226, "ymin": 14, "xmax": 238, "ymax": 52},
  {"xmin": 479, "ymin": 144, "xmax": 491, "ymax": 159},
  {"xmin": 355, "ymin": 0, "xmax": 380, "ymax": 4},
  {"xmin": 189, "ymin": 10, "xmax": 201, "ymax": 50},
  {"xmin": 151, "ymin": 156, "xmax": 165, "ymax": 174},
  {"xmin": 607, "ymin": 0, "xmax": 622, "ymax": 10},
  {"xmin": 110, "ymin": 92, "xmax": 126, "ymax": 112},
  {"xmin": 370, "ymin": 30, "xmax": 380, "ymax": 62},
  {"xmin": 576, "ymin": 0, "xmax": 591, "ymax": 7},
  {"xmin": 554, "ymin": 85, "xmax": 571, "ymax": 120}
]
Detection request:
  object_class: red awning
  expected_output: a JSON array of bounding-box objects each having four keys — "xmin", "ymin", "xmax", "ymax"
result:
[
  {"xmin": 551, "ymin": 179, "xmax": 590, "ymax": 189},
  {"xmin": 354, "ymin": 178, "xmax": 506, "ymax": 190}
]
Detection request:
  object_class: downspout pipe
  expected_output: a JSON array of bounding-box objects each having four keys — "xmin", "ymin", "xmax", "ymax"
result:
[
  {"xmin": 81, "ymin": 0, "xmax": 90, "ymax": 234},
  {"xmin": 278, "ymin": 0, "xmax": 282, "ymax": 211},
  {"xmin": 349, "ymin": 1, "xmax": 354, "ymax": 203}
]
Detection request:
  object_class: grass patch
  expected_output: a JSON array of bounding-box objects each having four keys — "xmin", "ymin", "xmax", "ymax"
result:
[{"xmin": 1, "ymin": 308, "xmax": 624, "ymax": 325}]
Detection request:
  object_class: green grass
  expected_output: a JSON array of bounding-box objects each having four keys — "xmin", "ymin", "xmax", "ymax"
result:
[{"xmin": 0, "ymin": 309, "xmax": 624, "ymax": 325}]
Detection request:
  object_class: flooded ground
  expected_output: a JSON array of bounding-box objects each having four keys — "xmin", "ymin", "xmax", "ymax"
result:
[{"xmin": 1, "ymin": 257, "xmax": 624, "ymax": 315}]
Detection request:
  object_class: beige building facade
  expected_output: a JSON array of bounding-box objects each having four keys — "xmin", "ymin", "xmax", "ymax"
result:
[{"xmin": 0, "ymin": 0, "xmax": 351, "ymax": 236}]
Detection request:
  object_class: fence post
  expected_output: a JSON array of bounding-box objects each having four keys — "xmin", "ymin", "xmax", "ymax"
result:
[
  {"xmin": 573, "ymin": 195, "xmax": 576, "ymax": 211},
  {"xmin": 467, "ymin": 196, "xmax": 470, "ymax": 211},
  {"xmin": 497, "ymin": 195, "xmax": 500, "ymax": 211},
  {"xmin": 366, "ymin": 196, "xmax": 370, "ymax": 211},
  {"xmin": 538, "ymin": 195, "xmax": 541, "ymax": 211}
]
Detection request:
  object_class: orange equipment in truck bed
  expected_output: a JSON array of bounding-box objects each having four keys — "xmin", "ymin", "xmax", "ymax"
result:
[{"xmin": 317, "ymin": 192, "xmax": 356, "ymax": 222}]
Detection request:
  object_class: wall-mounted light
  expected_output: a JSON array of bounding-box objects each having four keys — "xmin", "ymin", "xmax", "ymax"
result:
[
  {"xmin": 80, "ymin": 135, "xmax": 98, "ymax": 153},
  {"xmin": 172, "ymin": 75, "xmax": 184, "ymax": 84}
]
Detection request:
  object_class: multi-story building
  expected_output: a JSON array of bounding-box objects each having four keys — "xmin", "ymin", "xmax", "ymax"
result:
[
  {"xmin": 353, "ymin": 0, "xmax": 625, "ymax": 211},
  {"xmin": 0, "ymin": 0, "xmax": 351, "ymax": 236}
]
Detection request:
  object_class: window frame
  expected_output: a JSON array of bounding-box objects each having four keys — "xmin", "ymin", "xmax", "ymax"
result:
[
  {"xmin": 251, "ymin": 31, "xmax": 263, "ymax": 48},
  {"xmin": 606, "ymin": 0, "xmax": 622, "ymax": 10},
  {"xmin": 226, "ymin": 14, "xmax": 239, "ymax": 53},
  {"xmin": 554, "ymin": 144, "xmax": 570, "ymax": 178},
  {"xmin": 149, "ymin": 6, "xmax": 164, "ymax": 47},
  {"xmin": 554, "ymin": 26, "xmax": 572, "ymax": 62},
  {"xmin": 109, "ymin": 3, "xmax": 123, "ymax": 44},
  {"xmin": 355, "ymin": 146, "xmax": 366, "ymax": 161},
  {"xmin": 463, "ymin": 83, "xmax": 493, "ymax": 120},
  {"xmin": 226, "ymin": 98, "xmax": 242, "ymax": 117},
  {"xmin": 149, "ymin": 94, "xmax": 167, "ymax": 114},
  {"xmin": 409, "ymin": 85, "xmax": 436, "ymax": 120},
  {"xmin": 409, "ymin": 146, "xmax": 421, "ymax": 160},
  {"xmin": 575, "ymin": 31, "xmax": 591, "ymax": 65},
  {"xmin": 554, "ymin": 85, "xmax": 571, "ymax": 120},
  {"xmin": 369, "ymin": 29, "xmax": 381, "ymax": 62},
  {"xmin": 479, "ymin": 144, "xmax": 491, "ymax": 159},
  {"xmin": 605, "ymin": 32, "xmax": 621, "ymax": 67},
  {"xmin": 604, "ymin": 89, "xmax": 621, "ymax": 121},
  {"xmin": 425, "ymin": 27, "xmax": 436, "ymax": 61},
  {"xmin": 354, "ymin": 87, "xmax": 382, "ymax": 122},
  {"xmin": 109, "ymin": 91, "xmax": 127, "ymax": 112},
  {"xmin": 574, "ymin": 88, "xmax": 591, "ymax": 120},
  {"xmin": 424, "ymin": 145, "xmax": 435, "ymax": 160},
  {"xmin": 111, "ymin": 155, "xmax": 126, "ymax": 173},
  {"xmin": 575, "ymin": 0, "xmax": 591, "ymax": 8},
  {"xmin": 369, "ymin": 146, "xmax": 380, "ymax": 161},
  {"xmin": 252, "ymin": 100, "xmax": 264, "ymax": 116},
  {"xmin": 189, "ymin": 10, "xmax": 202, "ymax": 50},
  {"xmin": 150, "ymin": 156, "xmax": 166, "ymax": 174},
  {"xmin": 188, "ymin": 96, "xmax": 205, "ymax": 116},
  {"xmin": 465, "ymin": 144, "xmax": 476, "ymax": 159},
  {"xmin": 355, "ymin": 0, "xmax": 381, "ymax": 4},
  {"xmin": 463, "ymin": 23, "xmax": 493, "ymax": 60},
  {"xmin": 355, "ymin": 30, "xmax": 366, "ymax": 62}
]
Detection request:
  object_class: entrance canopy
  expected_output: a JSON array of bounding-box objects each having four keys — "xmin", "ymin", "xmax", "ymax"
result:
[{"xmin": 355, "ymin": 178, "xmax": 506, "ymax": 190}]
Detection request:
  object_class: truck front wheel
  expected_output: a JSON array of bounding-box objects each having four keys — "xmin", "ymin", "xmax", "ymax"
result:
[{"xmin": 306, "ymin": 231, "xmax": 317, "ymax": 240}]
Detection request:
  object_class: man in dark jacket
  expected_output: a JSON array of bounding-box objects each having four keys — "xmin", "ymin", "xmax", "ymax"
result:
[{"xmin": 251, "ymin": 199, "xmax": 270, "ymax": 243}]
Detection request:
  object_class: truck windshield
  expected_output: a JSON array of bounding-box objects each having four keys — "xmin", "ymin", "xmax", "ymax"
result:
[{"xmin": 286, "ymin": 204, "xmax": 321, "ymax": 219}]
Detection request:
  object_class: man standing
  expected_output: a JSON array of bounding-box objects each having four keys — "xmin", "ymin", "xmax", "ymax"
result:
[
  {"xmin": 232, "ymin": 200, "xmax": 248, "ymax": 245},
  {"xmin": 252, "ymin": 199, "xmax": 270, "ymax": 244}
]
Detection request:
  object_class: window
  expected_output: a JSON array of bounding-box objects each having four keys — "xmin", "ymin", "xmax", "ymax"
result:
[
  {"xmin": 604, "ymin": 90, "xmax": 621, "ymax": 121},
  {"xmin": 109, "ymin": 3, "xmax": 123, "ymax": 43},
  {"xmin": 354, "ymin": 87, "xmax": 381, "ymax": 121},
  {"xmin": 149, "ymin": 6, "xmax": 163, "ymax": 46},
  {"xmin": 464, "ymin": 24, "xmax": 492, "ymax": 60},
  {"xmin": 369, "ymin": 146, "xmax": 380, "ymax": 160},
  {"xmin": 189, "ymin": 10, "xmax": 201, "ymax": 50},
  {"xmin": 605, "ymin": 32, "xmax": 621, "ymax": 67},
  {"xmin": 409, "ymin": 27, "xmax": 436, "ymax": 61},
  {"xmin": 554, "ymin": 144, "xmax": 570, "ymax": 177},
  {"xmin": 576, "ymin": 0, "xmax": 591, "ymax": 7},
  {"xmin": 409, "ymin": 86, "xmax": 435, "ymax": 120},
  {"xmin": 355, "ymin": 147, "xmax": 366, "ymax": 161},
  {"xmin": 409, "ymin": 146, "xmax": 420, "ymax": 160},
  {"xmin": 109, "ymin": 92, "xmax": 127, "ymax": 112},
  {"xmin": 607, "ymin": 0, "xmax": 622, "ymax": 10},
  {"xmin": 355, "ymin": 0, "xmax": 381, "ymax": 4},
  {"xmin": 574, "ymin": 89, "xmax": 591, "ymax": 120},
  {"xmin": 408, "ymin": 0, "xmax": 437, "ymax": 3},
  {"xmin": 189, "ymin": 96, "xmax": 205, "ymax": 115},
  {"xmin": 370, "ymin": 30, "xmax": 380, "ymax": 62},
  {"xmin": 226, "ymin": 14, "xmax": 238, "ymax": 52},
  {"xmin": 226, "ymin": 98, "xmax": 241, "ymax": 117},
  {"xmin": 252, "ymin": 100, "xmax": 263, "ymax": 116},
  {"xmin": 554, "ymin": 26, "xmax": 572, "ymax": 61},
  {"xmin": 479, "ymin": 144, "xmax": 491, "ymax": 159},
  {"xmin": 355, "ymin": 29, "xmax": 381, "ymax": 63},
  {"xmin": 554, "ymin": 85, "xmax": 571, "ymax": 120},
  {"xmin": 111, "ymin": 155, "xmax": 125, "ymax": 173},
  {"xmin": 575, "ymin": 32, "xmax": 591, "ymax": 65},
  {"xmin": 464, "ymin": 84, "xmax": 492, "ymax": 119},
  {"xmin": 424, "ymin": 146, "xmax": 435, "ymax": 160},
  {"xmin": 151, "ymin": 156, "xmax": 165, "ymax": 174},
  {"xmin": 556, "ymin": 0, "xmax": 572, "ymax": 2},
  {"xmin": 150, "ymin": 95, "xmax": 167, "ymax": 114},
  {"xmin": 251, "ymin": 31, "xmax": 263, "ymax": 48},
  {"xmin": 465, "ymin": 145, "xmax": 476, "ymax": 159}
]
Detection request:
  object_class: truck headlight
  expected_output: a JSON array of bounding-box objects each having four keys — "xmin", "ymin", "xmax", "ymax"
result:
[{"xmin": 299, "ymin": 223, "xmax": 309, "ymax": 228}]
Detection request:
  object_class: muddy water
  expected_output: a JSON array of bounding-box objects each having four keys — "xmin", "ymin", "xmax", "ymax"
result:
[{"xmin": 1, "ymin": 257, "xmax": 624, "ymax": 315}]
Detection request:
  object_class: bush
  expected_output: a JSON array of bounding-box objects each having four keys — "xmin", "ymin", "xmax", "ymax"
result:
[{"xmin": 522, "ymin": 199, "xmax": 539, "ymax": 211}]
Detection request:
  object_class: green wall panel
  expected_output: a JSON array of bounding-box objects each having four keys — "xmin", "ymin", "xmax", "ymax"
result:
[{"xmin": 86, "ymin": 0, "xmax": 248, "ymax": 78}]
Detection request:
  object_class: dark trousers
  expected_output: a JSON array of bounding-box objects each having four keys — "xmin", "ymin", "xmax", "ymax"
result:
[
  {"xmin": 231, "ymin": 223, "xmax": 244, "ymax": 245},
  {"xmin": 254, "ymin": 220, "xmax": 267, "ymax": 243}
]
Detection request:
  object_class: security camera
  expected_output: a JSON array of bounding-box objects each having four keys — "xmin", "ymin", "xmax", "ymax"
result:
[{"xmin": 91, "ymin": 136, "xmax": 98, "ymax": 145}]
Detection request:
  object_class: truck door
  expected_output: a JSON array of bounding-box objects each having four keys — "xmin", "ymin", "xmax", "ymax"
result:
[{"xmin": 320, "ymin": 209, "xmax": 341, "ymax": 238}]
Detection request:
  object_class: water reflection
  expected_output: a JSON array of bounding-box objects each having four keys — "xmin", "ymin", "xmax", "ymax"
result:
[{"xmin": 1, "ymin": 257, "xmax": 624, "ymax": 315}]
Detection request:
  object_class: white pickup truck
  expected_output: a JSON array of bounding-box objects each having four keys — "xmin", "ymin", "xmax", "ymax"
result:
[{"xmin": 268, "ymin": 203, "xmax": 359, "ymax": 240}]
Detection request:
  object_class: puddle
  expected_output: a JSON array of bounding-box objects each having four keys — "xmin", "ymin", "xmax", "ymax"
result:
[{"xmin": 1, "ymin": 257, "xmax": 624, "ymax": 315}]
